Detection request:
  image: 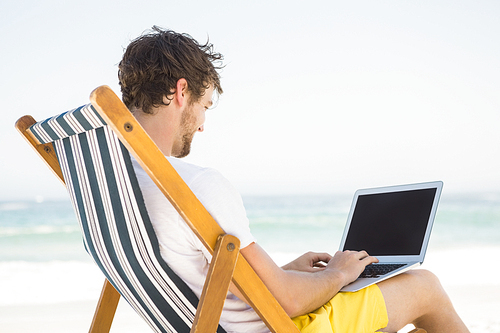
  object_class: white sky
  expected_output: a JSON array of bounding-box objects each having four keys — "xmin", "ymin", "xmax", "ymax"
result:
[{"xmin": 1, "ymin": 0, "xmax": 499, "ymax": 201}]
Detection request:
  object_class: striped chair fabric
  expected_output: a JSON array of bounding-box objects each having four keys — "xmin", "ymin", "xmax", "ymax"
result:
[{"xmin": 29, "ymin": 104, "xmax": 226, "ymax": 333}]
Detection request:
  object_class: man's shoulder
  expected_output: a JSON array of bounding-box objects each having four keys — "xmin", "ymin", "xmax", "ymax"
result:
[
  {"xmin": 166, "ymin": 157, "xmax": 222, "ymax": 185},
  {"xmin": 131, "ymin": 154, "xmax": 230, "ymax": 196}
]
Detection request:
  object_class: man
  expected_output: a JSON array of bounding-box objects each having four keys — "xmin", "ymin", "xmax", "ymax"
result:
[{"xmin": 119, "ymin": 26, "xmax": 469, "ymax": 332}]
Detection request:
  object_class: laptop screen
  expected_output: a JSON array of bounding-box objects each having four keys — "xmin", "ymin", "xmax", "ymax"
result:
[{"xmin": 343, "ymin": 188, "xmax": 437, "ymax": 256}]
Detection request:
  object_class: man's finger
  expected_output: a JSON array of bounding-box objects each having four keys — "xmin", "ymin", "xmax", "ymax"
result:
[{"xmin": 354, "ymin": 250, "xmax": 369, "ymax": 259}]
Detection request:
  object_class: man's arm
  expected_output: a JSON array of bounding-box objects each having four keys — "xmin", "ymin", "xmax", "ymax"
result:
[{"xmin": 229, "ymin": 243, "xmax": 378, "ymax": 318}]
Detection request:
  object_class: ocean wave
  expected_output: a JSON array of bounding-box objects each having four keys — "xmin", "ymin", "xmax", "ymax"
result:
[
  {"xmin": 0, "ymin": 202, "xmax": 31, "ymax": 211},
  {"xmin": 0, "ymin": 225, "xmax": 80, "ymax": 237}
]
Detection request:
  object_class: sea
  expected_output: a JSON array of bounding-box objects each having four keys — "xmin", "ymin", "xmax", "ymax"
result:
[{"xmin": 1, "ymin": 193, "xmax": 500, "ymax": 331}]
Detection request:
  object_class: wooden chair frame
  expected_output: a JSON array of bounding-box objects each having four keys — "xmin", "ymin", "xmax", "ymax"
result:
[{"xmin": 15, "ymin": 85, "xmax": 426, "ymax": 333}]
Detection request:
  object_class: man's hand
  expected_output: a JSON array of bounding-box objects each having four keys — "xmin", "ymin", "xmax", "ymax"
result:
[
  {"xmin": 326, "ymin": 250, "xmax": 379, "ymax": 287},
  {"xmin": 281, "ymin": 252, "xmax": 333, "ymax": 272}
]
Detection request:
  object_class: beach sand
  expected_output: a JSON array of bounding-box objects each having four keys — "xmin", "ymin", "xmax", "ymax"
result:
[
  {"xmin": 0, "ymin": 282, "xmax": 498, "ymax": 332},
  {"xmin": 1, "ymin": 247, "xmax": 499, "ymax": 332},
  {"xmin": 0, "ymin": 299, "xmax": 151, "ymax": 333}
]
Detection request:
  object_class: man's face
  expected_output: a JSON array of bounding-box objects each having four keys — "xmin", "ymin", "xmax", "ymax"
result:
[{"xmin": 172, "ymin": 85, "xmax": 214, "ymax": 158}]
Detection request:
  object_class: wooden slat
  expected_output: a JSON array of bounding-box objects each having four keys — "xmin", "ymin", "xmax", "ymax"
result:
[
  {"xmin": 191, "ymin": 234, "xmax": 240, "ymax": 333},
  {"xmin": 15, "ymin": 115, "xmax": 65, "ymax": 184},
  {"xmin": 89, "ymin": 85, "xmax": 300, "ymax": 333},
  {"xmin": 89, "ymin": 279, "xmax": 121, "ymax": 333}
]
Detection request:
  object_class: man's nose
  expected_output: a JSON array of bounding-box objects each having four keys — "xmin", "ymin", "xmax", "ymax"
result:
[{"xmin": 198, "ymin": 125, "xmax": 204, "ymax": 132}]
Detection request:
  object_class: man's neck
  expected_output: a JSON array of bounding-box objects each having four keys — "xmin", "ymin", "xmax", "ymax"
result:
[{"xmin": 132, "ymin": 105, "xmax": 181, "ymax": 157}]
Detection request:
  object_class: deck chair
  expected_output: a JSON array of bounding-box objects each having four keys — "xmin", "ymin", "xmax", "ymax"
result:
[{"xmin": 15, "ymin": 85, "xmax": 426, "ymax": 333}]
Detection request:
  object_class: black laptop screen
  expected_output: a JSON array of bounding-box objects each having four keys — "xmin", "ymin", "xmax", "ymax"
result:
[{"xmin": 343, "ymin": 188, "xmax": 437, "ymax": 256}]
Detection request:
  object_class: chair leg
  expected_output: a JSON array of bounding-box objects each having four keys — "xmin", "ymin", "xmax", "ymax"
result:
[
  {"xmin": 89, "ymin": 279, "xmax": 121, "ymax": 333},
  {"xmin": 190, "ymin": 234, "xmax": 240, "ymax": 333}
]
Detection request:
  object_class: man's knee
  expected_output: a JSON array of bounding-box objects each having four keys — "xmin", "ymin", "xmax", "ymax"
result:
[
  {"xmin": 405, "ymin": 269, "xmax": 451, "ymax": 303},
  {"xmin": 406, "ymin": 269, "xmax": 441, "ymax": 288}
]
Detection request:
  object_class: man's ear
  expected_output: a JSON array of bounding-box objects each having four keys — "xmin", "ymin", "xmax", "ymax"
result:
[{"xmin": 174, "ymin": 78, "xmax": 188, "ymax": 107}]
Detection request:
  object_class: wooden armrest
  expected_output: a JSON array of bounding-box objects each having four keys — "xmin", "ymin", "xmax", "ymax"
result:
[{"xmin": 191, "ymin": 234, "xmax": 240, "ymax": 333}]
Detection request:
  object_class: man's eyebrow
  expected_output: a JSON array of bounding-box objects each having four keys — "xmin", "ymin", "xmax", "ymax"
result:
[{"xmin": 207, "ymin": 100, "xmax": 214, "ymax": 107}]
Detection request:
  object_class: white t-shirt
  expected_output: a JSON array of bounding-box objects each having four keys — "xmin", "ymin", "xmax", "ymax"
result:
[{"xmin": 132, "ymin": 156, "xmax": 270, "ymax": 333}]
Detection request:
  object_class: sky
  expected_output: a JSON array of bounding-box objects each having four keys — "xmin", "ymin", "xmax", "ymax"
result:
[{"xmin": 1, "ymin": 0, "xmax": 499, "ymax": 201}]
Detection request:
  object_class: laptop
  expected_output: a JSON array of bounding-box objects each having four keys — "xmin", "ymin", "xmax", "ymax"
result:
[{"xmin": 339, "ymin": 181, "xmax": 443, "ymax": 292}]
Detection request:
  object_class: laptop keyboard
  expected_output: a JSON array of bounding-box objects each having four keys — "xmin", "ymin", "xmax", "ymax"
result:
[{"xmin": 359, "ymin": 263, "xmax": 406, "ymax": 278}]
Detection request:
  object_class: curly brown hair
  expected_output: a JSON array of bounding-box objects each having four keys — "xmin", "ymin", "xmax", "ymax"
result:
[{"xmin": 118, "ymin": 26, "xmax": 224, "ymax": 114}]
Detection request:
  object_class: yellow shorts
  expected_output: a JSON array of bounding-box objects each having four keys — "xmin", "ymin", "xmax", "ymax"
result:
[{"xmin": 292, "ymin": 284, "xmax": 388, "ymax": 333}]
